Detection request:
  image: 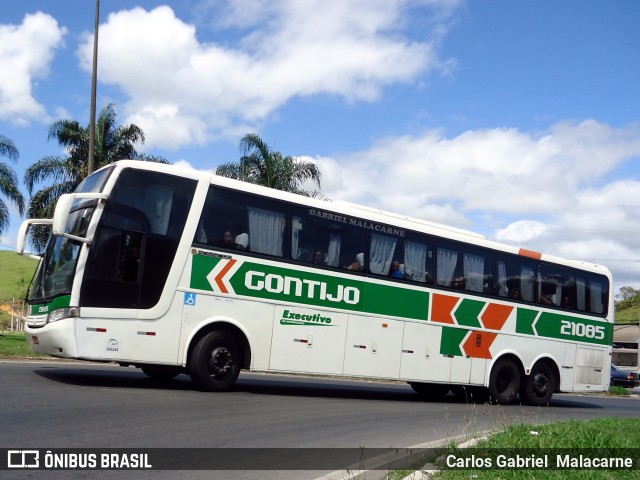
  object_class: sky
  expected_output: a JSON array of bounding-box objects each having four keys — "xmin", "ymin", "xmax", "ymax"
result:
[{"xmin": 1, "ymin": 0, "xmax": 640, "ymax": 295}]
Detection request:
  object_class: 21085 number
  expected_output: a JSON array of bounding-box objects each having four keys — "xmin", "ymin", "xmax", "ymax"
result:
[{"xmin": 560, "ymin": 320, "xmax": 605, "ymax": 340}]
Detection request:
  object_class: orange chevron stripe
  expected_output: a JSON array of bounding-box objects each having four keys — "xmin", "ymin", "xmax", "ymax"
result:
[
  {"xmin": 481, "ymin": 303, "xmax": 513, "ymax": 331},
  {"xmin": 462, "ymin": 331, "xmax": 497, "ymax": 359},
  {"xmin": 215, "ymin": 259, "xmax": 237, "ymax": 294},
  {"xmin": 431, "ymin": 293, "xmax": 458, "ymax": 324}
]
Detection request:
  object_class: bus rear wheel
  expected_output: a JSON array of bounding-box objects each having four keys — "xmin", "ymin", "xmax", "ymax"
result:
[
  {"xmin": 488, "ymin": 357, "xmax": 520, "ymax": 405},
  {"xmin": 520, "ymin": 362, "xmax": 555, "ymax": 406},
  {"xmin": 190, "ymin": 331, "xmax": 240, "ymax": 392}
]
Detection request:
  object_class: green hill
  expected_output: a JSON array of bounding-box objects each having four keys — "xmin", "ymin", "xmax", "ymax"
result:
[
  {"xmin": 0, "ymin": 250, "xmax": 38, "ymax": 304},
  {"xmin": 614, "ymin": 293, "xmax": 640, "ymax": 325}
]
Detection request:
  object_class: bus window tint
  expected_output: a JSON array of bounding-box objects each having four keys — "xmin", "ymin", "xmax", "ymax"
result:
[
  {"xmin": 495, "ymin": 256, "xmax": 537, "ymax": 302},
  {"xmin": 437, "ymin": 241, "xmax": 490, "ymax": 293},
  {"xmin": 291, "ymin": 207, "xmax": 365, "ymax": 271},
  {"xmin": 82, "ymin": 169, "xmax": 197, "ymax": 309},
  {"xmin": 576, "ymin": 274, "xmax": 607, "ymax": 314},
  {"xmin": 539, "ymin": 265, "xmax": 576, "ymax": 308},
  {"xmin": 369, "ymin": 232, "xmax": 433, "ymax": 284},
  {"xmin": 369, "ymin": 233, "xmax": 397, "ymax": 276},
  {"xmin": 197, "ymin": 187, "xmax": 287, "ymax": 257}
]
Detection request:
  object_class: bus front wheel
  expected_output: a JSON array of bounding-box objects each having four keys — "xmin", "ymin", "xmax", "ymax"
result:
[
  {"xmin": 190, "ymin": 331, "xmax": 240, "ymax": 392},
  {"xmin": 488, "ymin": 357, "xmax": 520, "ymax": 405}
]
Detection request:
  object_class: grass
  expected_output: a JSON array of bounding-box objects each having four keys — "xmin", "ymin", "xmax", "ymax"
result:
[
  {"xmin": 390, "ymin": 418, "xmax": 640, "ymax": 480},
  {"xmin": 609, "ymin": 385, "xmax": 634, "ymax": 396},
  {"xmin": 0, "ymin": 250, "xmax": 38, "ymax": 304},
  {"xmin": 0, "ymin": 250, "xmax": 38, "ymax": 330},
  {"xmin": 0, "ymin": 332, "xmax": 43, "ymax": 357}
]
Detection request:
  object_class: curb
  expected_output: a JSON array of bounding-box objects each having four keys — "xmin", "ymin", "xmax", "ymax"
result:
[{"xmin": 314, "ymin": 431, "xmax": 493, "ymax": 480}]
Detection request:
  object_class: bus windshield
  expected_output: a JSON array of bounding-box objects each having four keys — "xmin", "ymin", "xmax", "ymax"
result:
[
  {"xmin": 28, "ymin": 236, "xmax": 81, "ymax": 304},
  {"xmin": 26, "ymin": 166, "xmax": 113, "ymax": 304}
]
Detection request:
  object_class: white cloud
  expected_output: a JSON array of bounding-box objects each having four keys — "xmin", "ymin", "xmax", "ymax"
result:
[
  {"xmin": 0, "ymin": 12, "xmax": 66, "ymax": 124},
  {"xmin": 496, "ymin": 220, "xmax": 550, "ymax": 244},
  {"xmin": 77, "ymin": 2, "xmax": 457, "ymax": 149},
  {"xmin": 173, "ymin": 159, "xmax": 196, "ymax": 170},
  {"xmin": 313, "ymin": 121, "xmax": 640, "ymax": 291}
]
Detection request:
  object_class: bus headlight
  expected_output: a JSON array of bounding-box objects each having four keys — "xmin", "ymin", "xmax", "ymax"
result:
[{"xmin": 47, "ymin": 307, "xmax": 81, "ymax": 324}]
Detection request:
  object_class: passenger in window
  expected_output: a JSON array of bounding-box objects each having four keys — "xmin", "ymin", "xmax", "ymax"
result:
[
  {"xmin": 389, "ymin": 261, "xmax": 405, "ymax": 279},
  {"xmin": 313, "ymin": 250, "xmax": 325, "ymax": 265},
  {"xmin": 509, "ymin": 288, "xmax": 522, "ymax": 300},
  {"xmin": 540, "ymin": 292, "xmax": 556, "ymax": 305},
  {"xmin": 347, "ymin": 261, "xmax": 362, "ymax": 271},
  {"xmin": 222, "ymin": 230, "xmax": 235, "ymax": 247},
  {"xmin": 216, "ymin": 229, "xmax": 242, "ymax": 250},
  {"xmin": 451, "ymin": 276, "xmax": 465, "ymax": 290},
  {"xmin": 561, "ymin": 296, "xmax": 574, "ymax": 309},
  {"xmin": 347, "ymin": 253, "xmax": 365, "ymax": 272}
]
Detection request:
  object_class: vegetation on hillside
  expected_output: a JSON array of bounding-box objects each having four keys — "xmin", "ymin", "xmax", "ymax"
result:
[
  {"xmin": 614, "ymin": 287, "xmax": 640, "ymax": 324},
  {"xmin": 0, "ymin": 251, "xmax": 38, "ymax": 331},
  {"xmin": 0, "ymin": 251, "xmax": 37, "ymax": 303}
]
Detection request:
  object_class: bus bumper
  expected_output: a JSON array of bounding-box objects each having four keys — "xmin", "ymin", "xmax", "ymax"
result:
[{"xmin": 25, "ymin": 318, "xmax": 78, "ymax": 358}]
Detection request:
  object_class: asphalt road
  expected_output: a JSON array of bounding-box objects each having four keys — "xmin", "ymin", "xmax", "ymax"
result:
[{"xmin": 1, "ymin": 360, "xmax": 638, "ymax": 480}]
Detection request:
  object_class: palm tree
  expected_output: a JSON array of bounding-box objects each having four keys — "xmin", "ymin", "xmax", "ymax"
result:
[
  {"xmin": 24, "ymin": 103, "xmax": 167, "ymax": 251},
  {"xmin": 0, "ymin": 135, "xmax": 25, "ymax": 237},
  {"xmin": 216, "ymin": 133, "xmax": 321, "ymax": 196}
]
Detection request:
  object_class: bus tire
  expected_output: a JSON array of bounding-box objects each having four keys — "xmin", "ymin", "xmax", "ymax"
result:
[
  {"xmin": 140, "ymin": 365, "xmax": 182, "ymax": 381},
  {"xmin": 520, "ymin": 362, "xmax": 555, "ymax": 406},
  {"xmin": 190, "ymin": 331, "xmax": 240, "ymax": 392},
  {"xmin": 488, "ymin": 357, "xmax": 520, "ymax": 405},
  {"xmin": 409, "ymin": 382, "xmax": 450, "ymax": 400}
]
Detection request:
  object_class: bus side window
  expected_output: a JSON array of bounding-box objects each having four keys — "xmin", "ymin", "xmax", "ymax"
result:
[
  {"xmin": 495, "ymin": 256, "xmax": 536, "ymax": 302},
  {"xmin": 291, "ymin": 207, "xmax": 365, "ymax": 270},
  {"xmin": 437, "ymin": 245, "xmax": 460, "ymax": 288}
]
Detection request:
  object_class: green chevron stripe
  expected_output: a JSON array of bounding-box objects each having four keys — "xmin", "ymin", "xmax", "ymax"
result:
[
  {"xmin": 440, "ymin": 326, "xmax": 469, "ymax": 357},
  {"xmin": 454, "ymin": 298, "xmax": 484, "ymax": 328}
]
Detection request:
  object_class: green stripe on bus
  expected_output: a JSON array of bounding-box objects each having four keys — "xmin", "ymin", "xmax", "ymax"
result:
[
  {"xmin": 440, "ymin": 326, "xmax": 468, "ymax": 357},
  {"xmin": 190, "ymin": 254, "xmax": 221, "ymax": 291},
  {"xmin": 516, "ymin": 308, "xmax": 612, "ymax": 345},
  {"xmin": 535, "ymin": 312, "xmax": 613, "ymax": 345},
  {"xmin": 454, "ymin": 298, "xmax": 484, "ymax": 328},
  {"xmin": 516, "ymin": 308, "xmax": 537, "ymax": 336},
  {"xmin": 190, "ymin": 254, "xmax": 612, "ymax": 346},
  {"xmin": 30, "ymin": 295, "xmax": 71, "ymax": 316},
  {"xmin": 231, "ymin": 261, "xmax": 365, "ymax": 311},
  {"xmin": 363, "ymin": 282, "xmax": 429, "ymax": 320}
]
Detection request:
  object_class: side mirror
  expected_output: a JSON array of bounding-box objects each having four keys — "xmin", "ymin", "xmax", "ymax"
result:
[
  {"xmin": 16, "ymin": 218, "xmax": 53, "ymax": 255},
  {"xmin": 52, "ymin": 194, "xmax": 74, "ymax": 236}
]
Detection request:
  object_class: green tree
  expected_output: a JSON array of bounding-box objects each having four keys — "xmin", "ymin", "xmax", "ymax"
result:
[
  {"xmin": 216, "ymin": 133, "xmax": 321, "ymax": 196},
  {"xmin": 24, "ymin": 103, "xmax": 167, "ymax": 251},
  {"xmin": 0, "ymin": 135, "xmax": 25, "ymax": 236},
  {"xmin": 616, "ymin": 286, "xmax": 640, "ymax": 302}
]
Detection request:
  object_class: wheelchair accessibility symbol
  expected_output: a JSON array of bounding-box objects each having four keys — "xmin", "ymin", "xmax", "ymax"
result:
[{"xmin": 184, "ymin": 293, "xmax": 197, "ymax": 306}]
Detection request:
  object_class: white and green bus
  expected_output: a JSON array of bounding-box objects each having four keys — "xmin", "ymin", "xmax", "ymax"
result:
[{"xmin": 17, "ymin": 160, "xmax": 613, "ymax": 405}]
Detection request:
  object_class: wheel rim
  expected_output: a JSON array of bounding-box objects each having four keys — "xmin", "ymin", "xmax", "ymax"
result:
[
  {"xmin": 208, "ymin": 346, "xmax": 233, "ymax": 378},
  {"xmin": 531, "ymin": 373, "xmax": 549, "ymax": 398}
]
